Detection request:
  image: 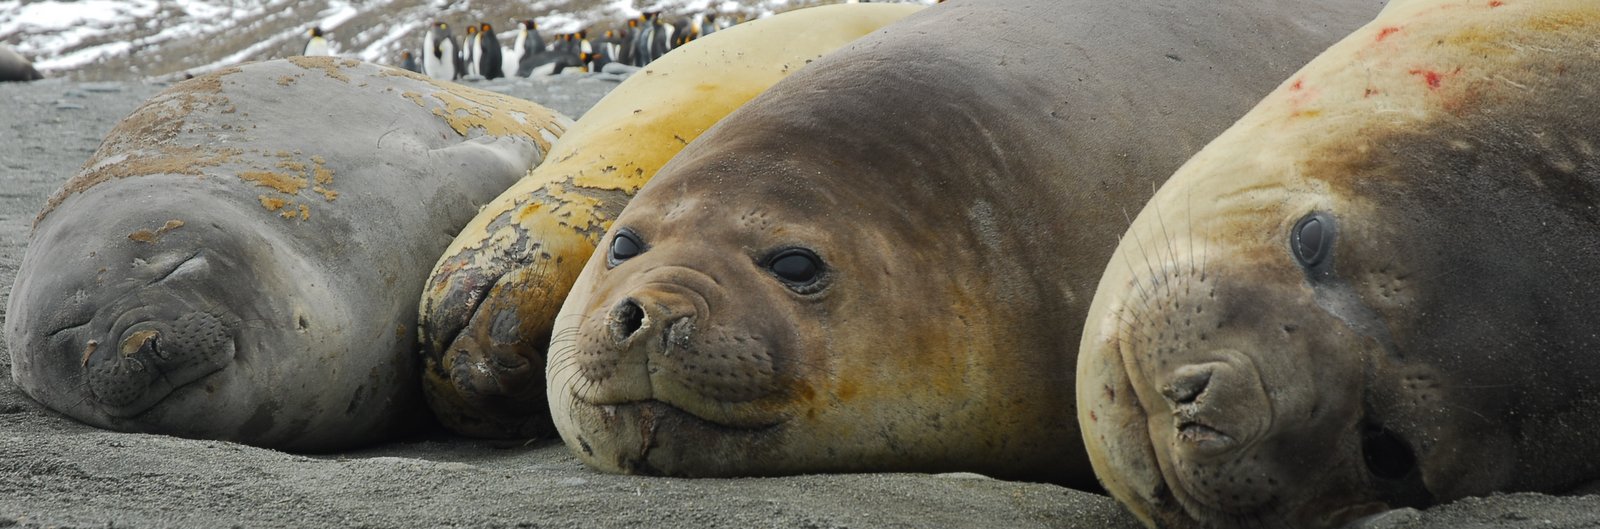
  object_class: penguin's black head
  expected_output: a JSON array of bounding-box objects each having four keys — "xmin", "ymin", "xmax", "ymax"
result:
[
  {"xmin": 628, "ymin": 19, "xmax": 638, "ymax": 28},
  {"xmin": 577, "ymin": 30, "xmax": 588, "ymax": 39},
  {"xmin": 480, "ymin": 23, "xmax": 493, "ymax": 32},
  {"xmin": 467, "ymin": 25, "xmax": 477, "ymax": 35},
  {"xmin": 523, "ymin": 19, "xmax": 536, "ymax": 30},
  {"xmin": 309, "ymin": 27, "xmax": 323, "ymax": 38}
]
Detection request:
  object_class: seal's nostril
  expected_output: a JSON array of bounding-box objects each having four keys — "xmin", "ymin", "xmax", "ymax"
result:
[
  {"xmin": 1162, "ymin": 365, "xmax": 1213, "ymax": 405},
  {"xmin": 120, "ymin": 330, "xmax": 160, "ymax": 359},
  {"xmin": 611, "ymin": 299, "xmax": 646, "ymax": 342}
]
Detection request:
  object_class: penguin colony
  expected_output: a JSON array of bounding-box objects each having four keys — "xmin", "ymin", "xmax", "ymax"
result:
[{"xmin": 383, "ymin": 11, "xmax": 735, "ymax": 82}]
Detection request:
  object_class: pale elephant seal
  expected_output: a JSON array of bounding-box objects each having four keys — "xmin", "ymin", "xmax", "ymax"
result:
[
  {"xmin": 5, "ymin": 58, "xmax": 567, "ymax": 451},
  {"xmin": 547, "ymin": 0, "xmax": 1383, "ymax": 484},
  {"xmin": 416, "ymin": 3, "xmax": 923, "ymax": 439},
  {"xmin": 1077, "ymin": 0, "xmax": 1600, "ymax": 526}
]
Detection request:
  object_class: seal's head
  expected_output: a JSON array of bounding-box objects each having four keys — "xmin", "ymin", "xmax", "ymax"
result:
[
  {"xmin": 548, "ymin": 136, "xmax": 1080, "ymax": 479},
  {"xmin": 413, "ymin": 3, "xmax": 923, "ymax": 440},
  {"xmin": 8, "ymin": 189, "xmax": 353, "ymax": 449},
  {"xmin": 547, "ymin": 23, "xmax": 1087, "ymax": 481},
  {"xmin": 1078, "ymin": 1, "xmax": 1600, "ymax": 527}
]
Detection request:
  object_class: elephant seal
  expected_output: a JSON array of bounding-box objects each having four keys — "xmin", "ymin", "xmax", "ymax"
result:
[
  {"xmin": 416, "ymin": 3, "xmax": 923, "ymax": 439},
  {"xmin": 1077, "ymin": 0, "xmax": 1600, "ymax": 526},
  {"xmin": 0, "ymin": 45, "xmax": 44, "ymax": 82},
  {"xmin": 547, "ymin": 0, "xmax": 1383, "ymax": 484},
  {"xmin": 5, "ymin": 58, "xmax": 568, "ymax": 451}
]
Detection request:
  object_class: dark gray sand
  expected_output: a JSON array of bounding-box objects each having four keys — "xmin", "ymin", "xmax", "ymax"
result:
[{"xmin": 1, "ymin": 73, "xmax": 1597, "ymax": 529}]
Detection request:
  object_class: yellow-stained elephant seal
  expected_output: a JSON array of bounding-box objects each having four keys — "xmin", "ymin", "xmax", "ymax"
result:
[
  {"xmin": 417, "ymin": 3, "xmax": 924, "ymax": 439},
  {"xmin": 5, "ymin": 58, "xmax": 568, "ymax": 451},
  {"xmin": 547, "ymin": 0, "xmax": 1383, "ymax": 484},
  {"xmin": 1077, "ymin": 0, "xmax": 1600, "ymax": 526}
]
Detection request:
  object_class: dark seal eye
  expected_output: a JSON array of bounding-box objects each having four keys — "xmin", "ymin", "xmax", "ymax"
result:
[
  {"xmin": 1291, "ymin": 213, "xmax": 1334, "ymax": 267},
  {"xmin": 767, "ymin": 248, "xmax": 825, "ymax": 292},
  {"xmin": 607, "ymin": 229, "xmax": 644, "ymax": 268}
]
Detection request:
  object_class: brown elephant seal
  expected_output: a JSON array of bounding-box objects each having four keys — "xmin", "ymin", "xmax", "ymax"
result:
[
  {"xmin": 5, "ymin": 58, "xmax": 567, "ymax": 451},
  {"xmin": 1077, "ymin": 0, "xmax": 1600, "ymax": 526},
  {"xmin": 547, "ymin": 0, "xmax": 1383, "ymax": 484},
  {"xmin": 416, "ymin": 3, "xmax": 923, "ymax": 439}
]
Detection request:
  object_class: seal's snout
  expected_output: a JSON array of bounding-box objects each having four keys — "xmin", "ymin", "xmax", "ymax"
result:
[
  {"xmin": 609, "ymin": 298, "xmax": 646, "ymax": 343},
  {"xmin": 83, "ymin": 311, "xmax": 234, "ymax": 416},
  {"xmin": 600, "ymin": 290, "xmax": 699, "ymax": 358}
]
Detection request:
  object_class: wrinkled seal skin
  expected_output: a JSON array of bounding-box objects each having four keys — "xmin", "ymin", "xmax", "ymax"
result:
[
  {"xmin": 1077, "ymin": 1, "xmax": 1600, "ymax": 527},
  {"xmin": 5, "ymin": 58, "xmax": 567, "ymax": 451},
  {"xmin": 548, "ymin": 0, "xmax": 1383, "ymax": 485},
  {"xmin": 416, "ymin": 3, "xmax": 922, "ymax": 439}
]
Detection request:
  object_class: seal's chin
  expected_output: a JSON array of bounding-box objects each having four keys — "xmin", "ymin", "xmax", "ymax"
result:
[
  {"xmin": 1080, "ymin": 307, "xmax": 1285, "ymax": 528},
  {"xmin": 561, "ymin": 397, "xmax": 789, "ymax": 477},
  {"xmin": 1079, "ymin": 316, "xmax": 1185, "ymax": 528}
]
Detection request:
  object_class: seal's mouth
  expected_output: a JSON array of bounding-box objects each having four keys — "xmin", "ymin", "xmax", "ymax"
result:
[
  {"xmin": 594, "ymin": 397, "xmax": 787, "ymax": 433},
  {"xmin": 1175, "ymin": 421, "xmax": 1234, "ymax": 450},
  {"xmin": 571, "ymin": 380, "xmax": 790, "ymax": 432}
]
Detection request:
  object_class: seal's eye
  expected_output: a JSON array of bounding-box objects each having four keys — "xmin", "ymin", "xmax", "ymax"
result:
[
  {"xmin": 607, "ymin": 229, "xmax": 644, "ymax": 268},
  {"xmin": 1291, "ymin": 213, "xmax": 1333, "ymax": 267},
  {"xmin": 767, "ymin": 248, "xmax": 825, "ymax": 291}
]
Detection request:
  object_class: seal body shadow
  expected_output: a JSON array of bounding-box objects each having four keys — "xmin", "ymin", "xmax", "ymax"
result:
[
  {"xmin": 1077, "ymin": 1, "xmax": 1600, "ymax": 526},
  {"xmin": 548, "ymin": 0, "xmax": 1384, "ymax": 485},
  {"xmin": 5, "ymin": 58, "xmax": 567, "ymax": 451}
]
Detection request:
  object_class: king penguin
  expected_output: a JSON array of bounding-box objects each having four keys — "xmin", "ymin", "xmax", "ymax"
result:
[
  {"xmin": 400, "ymin": 50, "xmax": 420, "ymax": 73},
  {"xmin": 422, "ymin": 22, "xmax": 458, "ymax": 81},
  {"xmin": 698, "ymin": 13, "xmax": 717, "ymax": 38},
  {"xmin": 477, "ymin": 23, "xmax": 504, "ymax": 79},
  {"xmin": 509, "ymin": 20, "xmax": 544, "ymax": 77},
  {"xmin": 302, "ymin": 27, "xmax": 330, "ymax": 56},
  {"xmin": 618, "ymin": 18, "xmax": 639, "ymax": 66},
  {"xmin": 462, "ymin": 25, "xmax": 479, "ymax": 77},
  {"xmin": 647, "ymin": 13, "xmax": 672, "ymax": 63},
  {"xmin": 631, "ymin": 13, "xmax": 655, "ymax": 66}
]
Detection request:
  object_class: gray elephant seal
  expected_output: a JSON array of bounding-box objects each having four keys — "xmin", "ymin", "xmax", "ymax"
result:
[
  {"xmin": 0, "ymin": 45, "xmax": 44, "ymax": 82},
  {"xmin": 5, "ymin": 58, "xmax": 567, "ymax": 451},
  {"xmin": 547, "ymin": 0, "xmax": 1382, "ymax": 484},
  {"xmin": 1077, "ymin": 0, "xmax": 1600, "ymax": 526}
]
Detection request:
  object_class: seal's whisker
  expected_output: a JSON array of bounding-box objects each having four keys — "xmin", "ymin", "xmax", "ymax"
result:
[
  {"xmin": 1113, "ymin": 310, "xmax": 1158, "ymax": 346},
  {"xmin": 1119, "ymin": 239, "xmax": 1160, "ymax": 319},
  {"xmin": 1186, "ymin": 189, "xmax": 1197, "ymax": 278},
  {"xmin": 1154, "ymin": 196, "xmax": 1180, "ymax": 275},
  {"xmin": 1129, "ymin": 211, "xmax": 1172, "ymax": 298}
]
